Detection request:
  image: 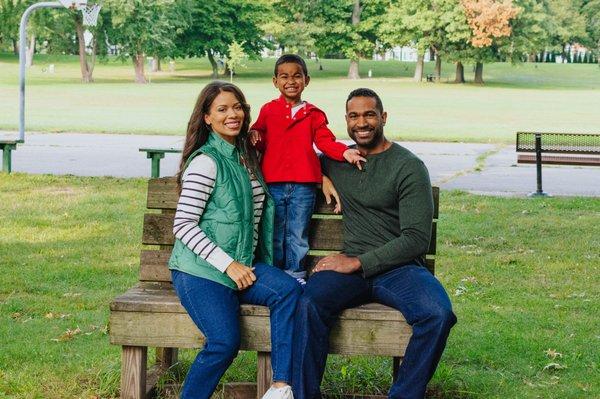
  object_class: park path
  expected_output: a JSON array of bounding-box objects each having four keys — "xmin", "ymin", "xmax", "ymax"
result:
[{"xmin": 2, "ymin": 132, "xmax": 598, "ymax": 197}]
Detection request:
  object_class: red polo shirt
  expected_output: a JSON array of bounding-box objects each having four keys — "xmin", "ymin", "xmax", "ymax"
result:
[{"xmin": 251, "ymin": 96, "xmax": 348, "ymax": 183}]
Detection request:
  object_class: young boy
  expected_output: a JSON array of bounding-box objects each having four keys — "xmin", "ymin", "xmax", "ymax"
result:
[{"xmin": 250, "ymin": 54, "xmax": 364, "ymax": 285}]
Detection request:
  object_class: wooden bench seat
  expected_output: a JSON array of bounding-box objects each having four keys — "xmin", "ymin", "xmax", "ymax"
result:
[{"xmin": 109, "ymin": 177, "xmax": 439, "ymax": 399}]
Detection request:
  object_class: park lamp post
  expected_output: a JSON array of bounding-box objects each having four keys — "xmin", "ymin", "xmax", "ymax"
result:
[{"xmin": 18, "ymin": 0, "xmax": 100, "ymax": 143}]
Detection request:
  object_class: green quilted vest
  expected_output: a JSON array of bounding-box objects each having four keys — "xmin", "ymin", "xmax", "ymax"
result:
[{"xmin": 168, "ymin": 132, "xmax": 274, "ymax": 290}]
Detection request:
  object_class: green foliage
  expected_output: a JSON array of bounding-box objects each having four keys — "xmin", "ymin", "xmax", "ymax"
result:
[
  {"xmin": 310, "ymin": 0, "xmax": 388, "ymax": 61},
  {"xmin": 226, "ymin": 40, "xmax": 247, "ymax": 82},
  {"xmin": 0, "ymin": 0, "xmax": 27, "ymax": 53},
  {"xmin": 175, "ymin": 0, "xmax": 269, "ymax": 76},
  {"xmin": 104, "ymin": 0, "xmax": 184, "ymax": 59}
]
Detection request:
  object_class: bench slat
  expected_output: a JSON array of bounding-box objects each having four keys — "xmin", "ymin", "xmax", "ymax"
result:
[
  {"xmin": 110, "ymin": 285, "xmax": 411, "ymax": 355},
  {"xmin": 143, "ymin": 214, "xmax": 437, "ymax": 255},
  {"xmin": 147, "ymin": 178, "xmax": 439, "ymax": 219},
  {"xmin": 517, "ymin": 153, "xmax": 600, "ymax": 166},
  {"xmin": 139, "ymin": 250, "xmax": 435, "ymax": 283}
]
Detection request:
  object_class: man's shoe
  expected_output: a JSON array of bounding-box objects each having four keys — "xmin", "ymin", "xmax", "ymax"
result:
[{"xmin": 261, "ymin": 385, "xmax": 294, "ymax": 399}]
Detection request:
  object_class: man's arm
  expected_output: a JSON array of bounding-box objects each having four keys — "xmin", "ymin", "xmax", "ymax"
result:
[{"xmin": 358, "ymin": 160, "xmax": 433, "ymax": 278}]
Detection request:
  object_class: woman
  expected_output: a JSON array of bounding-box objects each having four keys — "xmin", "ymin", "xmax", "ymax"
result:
[{"xmin": 169, "ymin": 81, "xmax": 300, "ymax": 399}]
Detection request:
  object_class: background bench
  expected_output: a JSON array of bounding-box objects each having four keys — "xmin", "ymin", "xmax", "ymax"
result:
[
  {"xmin": 109, "ymin": 176, "xmax": 439, "ymax": 399},
  {"xmin": 515, "ymin": 132, "xmax": 600, "ymax": 196},
  {"xmin": 139, "ymin": 148, "xmax": 182, "ymax": 178},
  {"xmin": 0, "ymin": 139, "xmax": 19, "ymax": 173}
]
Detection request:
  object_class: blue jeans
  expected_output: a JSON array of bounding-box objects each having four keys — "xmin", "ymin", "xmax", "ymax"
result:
[
  {"xmin": 171, "ymin": 264, "xmax": 302, "ymax": 399},
  {"xmin": 291, "ymin": 264, "xmax": 457, "ymax": 399},
  {"xmin": 268, "ymin": 183, "xmax": 316, "ymax": 279}
]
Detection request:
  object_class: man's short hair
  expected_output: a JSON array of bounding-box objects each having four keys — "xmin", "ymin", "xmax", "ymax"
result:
[
  {"xmin": 346, "ymin": 88, "xmax": 384, "ymax": 113},
  {"xmin": 274, "ymin": 54, "xmax": 308, "ymax": 76}
]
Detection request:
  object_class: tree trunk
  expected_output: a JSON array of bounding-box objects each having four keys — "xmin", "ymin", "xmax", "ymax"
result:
[
  {"xmin": 429, "ymin": 47, "xmax": 435, "ymax": 61},
  {"xmin": 474, "ymin": 62, "xmax": 484, "ymax": 84},
  {"xmin": 454, "ymin": 61, "xmax": 465, "ymax": 83},
  {"xmin": 75, "ymin": 16, "xmax": 93, "ymax": 83},
  {"xmin": 413, "ymin": 53, "xmax": 424, "ymax": 82},
  {"xmin": 434, "ymin": 54, "xmax": 442, "ymax": 82},
  {"xmin": 347, "ymin": 0, "xmax": 362, "ymax": 79},
  {"xmin": 156, "ymin": 58, "xmax": 162, "ymax": 71},
  {"xmin": 12, "ymin": 39, "xmax": 19, "ymax": 55},
  {"xmin": 25, "ymin": 34, "xmax": 35, "ymax": 67},
  {"xmin": 207, "ymin": 50, "xmax": 219, "ymax": 79},
  {"xmin": 348, "ymin": 59, "xmax": 360, "ymax": 79},
  {"xmin": 132, "ymin": 53, "xmax": 147, "ymax": 84}
]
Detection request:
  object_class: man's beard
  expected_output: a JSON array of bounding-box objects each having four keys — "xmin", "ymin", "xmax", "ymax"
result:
[{"xmin": 350, "ymin": 125, "xmax": 384, "ymax": 149}]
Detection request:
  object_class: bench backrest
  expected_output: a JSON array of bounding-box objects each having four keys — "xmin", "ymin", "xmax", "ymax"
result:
[
  {"xmin": 516, "ymin": 132, "xmax": 600, "ymax": 154},
  {"xmin": 139, "ymin": 177, "xmax": 439, "ymax": 283}
]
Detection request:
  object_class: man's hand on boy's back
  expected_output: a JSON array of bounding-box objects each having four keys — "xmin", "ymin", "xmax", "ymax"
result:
[{"xmin": 343, "ymin": 149, "xmax": 367, "ymax": 170}]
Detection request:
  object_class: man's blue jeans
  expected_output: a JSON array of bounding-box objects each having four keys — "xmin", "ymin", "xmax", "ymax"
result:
[
  {"xmin": 268, "ymin": 183, "xmax": 316, "ymax": 279},
  {"xmin": 171, "ymin": 264, "xmax": 302, "ymax": 399},
  {"xmin": 291, "ymin": 264, "xmax": 457, "ymax": 399}
]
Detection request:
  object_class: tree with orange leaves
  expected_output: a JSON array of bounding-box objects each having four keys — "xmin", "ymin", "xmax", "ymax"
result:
[{"xmin": 461, "ymin": 0, "xmax": 520, "ymax": 82}]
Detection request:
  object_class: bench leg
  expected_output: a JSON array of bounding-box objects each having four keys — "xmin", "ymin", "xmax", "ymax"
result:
[
  {"xmin": 148, "ymin": 153, "xmax": 165, "ymax": 178},
  {"xmin": 256, "ymin": 351, "xmax": 272, "ymax": 399},
  {"xmin": 156, "ymin": 347, "xmax": 178, "ymax": 368},
  {"xmin": 392, "ymin": 356, "xmax": 401, "ymax": 383},
  {"xmin": 121, "ymin": 345, "xmax": 147, "ymax": 399},
  {"xmin": 2, "ymin": 145, "xmax": 15, "ymax": 174}
]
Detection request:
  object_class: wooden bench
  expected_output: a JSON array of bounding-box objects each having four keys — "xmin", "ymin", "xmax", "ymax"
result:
[
  {"xmin": 0, "ymin": 139, "xmax": 19, "ymax": 173},
  {"xmin": 515, "ymin": 132, "xmax": 600, "ymax": 195},
  {"xmin": 109, "ymin": 176, "xmax": 439, "ymax": 399},
  {"xmin": 139, "ymin": 148, "xmax": 182, "ymax": 178}
]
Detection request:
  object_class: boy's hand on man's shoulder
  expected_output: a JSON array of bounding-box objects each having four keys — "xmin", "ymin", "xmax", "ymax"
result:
[
  {"xmin": 249, "ymin": 130, "xmax": 262, "ymax": 146},
  {"xmin": 343, "ymin": 149, "xmax": 367, "ymax": 170}
]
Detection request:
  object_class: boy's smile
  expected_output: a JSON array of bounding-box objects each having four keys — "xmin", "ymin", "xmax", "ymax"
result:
[{"xmin": 273, "ymin": 62, "xmax": 310, "ymax": 104}]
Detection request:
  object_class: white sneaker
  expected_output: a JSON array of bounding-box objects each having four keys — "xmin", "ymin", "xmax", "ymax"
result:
[
  {"xmin": 261, "ymin": 385, "xmax": 294, "ymax": 399},
  {"xmin": 295, "ymin": 277, "xmax": 307, "ymax": 286}
]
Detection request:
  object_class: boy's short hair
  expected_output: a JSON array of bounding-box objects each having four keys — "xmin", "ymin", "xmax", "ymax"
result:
[
  {"xmin": 346, "ymin": 88, "xmax": 384, "ymax": 113},
  {"xmin": 274, "ymin": 54, "xmax": 308, "ymax": 76}
]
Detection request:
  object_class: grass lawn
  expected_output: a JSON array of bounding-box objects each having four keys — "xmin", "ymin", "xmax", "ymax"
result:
[
  {"xmin": 1, "ymin": 173, "xmax": 598, "ymax": 398},
  {"xmin": 0, "ymin": 54, "xmax": 599, "ymax": 142}
]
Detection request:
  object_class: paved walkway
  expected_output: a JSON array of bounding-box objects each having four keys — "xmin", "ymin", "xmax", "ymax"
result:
[{"xmin": 2, "ymin": 132, "xmax": 599, "ymax": 197}]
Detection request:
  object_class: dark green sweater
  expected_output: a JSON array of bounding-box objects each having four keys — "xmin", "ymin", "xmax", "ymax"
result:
[{"xmin": 321, "ymin": 143, "xmax": 433, "ymax": 278}]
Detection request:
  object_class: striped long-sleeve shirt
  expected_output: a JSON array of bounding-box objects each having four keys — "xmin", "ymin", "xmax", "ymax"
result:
[{"xmin": 173, "ymin": 154, "xmax": 265, "ymax": 272}]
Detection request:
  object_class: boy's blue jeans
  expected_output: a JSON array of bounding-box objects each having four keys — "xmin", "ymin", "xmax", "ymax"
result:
[
  {"xmin": 268, "ymin": 183, "xmax": 316, "ymax": 279},
  {"xmin": 171, "ymin": 264, "xmax": 301, "ymax": 399},
  {"xmin": 291, "ymin": 264, "xmax": 457, "ymax": 399}
]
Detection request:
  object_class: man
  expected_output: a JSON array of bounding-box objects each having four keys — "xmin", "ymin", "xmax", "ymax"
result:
[{"xmin": 291, "ymin": 88, "xmax": 457, "ymax": 399}]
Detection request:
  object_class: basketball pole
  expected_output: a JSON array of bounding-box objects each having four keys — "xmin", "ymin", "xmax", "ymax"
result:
[{"xmin": 18, "ymin": 2, "xmax": 63, "ymax": 143}]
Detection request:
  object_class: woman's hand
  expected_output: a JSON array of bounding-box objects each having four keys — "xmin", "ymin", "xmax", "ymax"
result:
[
  {"xmin": 225, "ymin": 261, "xmax": 257, "ymax": 290},
  {"xmin": 249, "ymin": 130, "xmax": 261, "ymax": 146},
  {"xmin": 322, "ymin": 175, "xmax": 341, "ymax": 214},
  {"xmin": 343, "ymin": 149, "xmax": 366, "ymax": 170}
]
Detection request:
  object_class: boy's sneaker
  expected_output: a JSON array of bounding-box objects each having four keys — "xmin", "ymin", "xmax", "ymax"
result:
[
  {"xmin": 295, "ymin": 277, "xmax": 307, "ymax": 286},
  {"xmin": 261, "ymin": 385, "xmax": 294, "ymax": 399}
]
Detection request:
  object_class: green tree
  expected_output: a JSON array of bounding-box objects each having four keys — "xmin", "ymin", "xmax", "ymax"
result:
[
  {"xmin": 175, "ymin": 0, "xmax": 269, "ymax": 79},
  {"xmin": 104, "ymin": 0, "xmax": 185, "ymax": 83},
  {"xmin": 0, "ymin": 0, "xmax": 27, "ymax": 54},
  {"xmin": 381, "ymin": 0, "xmax": 470, "ymax": 82},
  {"xmin": 226, "ymin": 40, "xmax": 247, "ymax": 82},
  {"xmin": 543, "ymin": 0, "xmax": 588, "ymax": 62},
  {"xmin": 310, "ymin": 0, "xmax": 387, "ymax": 79},
  {"xmin": 583, "ymin": 0, "xmax": 600, "ymax": 63},
  {"xmin": 263, "ymin": 0, "xmax": 317, "ymax": 57}
]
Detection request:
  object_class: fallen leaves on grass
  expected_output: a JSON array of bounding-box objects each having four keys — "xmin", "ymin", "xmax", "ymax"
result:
[
  {"xmin": 44, "ymin": 312, "xmax": 71, "ymax": 320},
  {"xmin": 51, "ymin": 327, "xmax": 81, "ymax": 342},
  {"xmin": 545, "ymin": 349, "xmax": 563, "ymax": 360},
  {"xmin": 543, "ymin": 362, "xmax": 567, "ymax": 372}
]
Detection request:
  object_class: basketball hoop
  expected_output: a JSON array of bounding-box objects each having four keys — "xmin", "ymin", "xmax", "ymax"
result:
[
  {"xmin": 58, "ymin": 0, "xmax": 101, "ymax": 26},
  {"xmin": 78, "ymin": 3, "xmax": 101, "ymax": 27}
]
